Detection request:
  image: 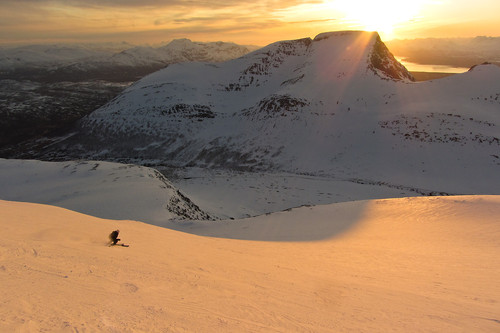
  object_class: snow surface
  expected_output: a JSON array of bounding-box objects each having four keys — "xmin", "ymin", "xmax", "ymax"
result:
[
  {"xmin": 1, "ymin": 195, "xmax": 499, "ymax": 331},
  {"xmin": 0, "ymin": 159, "xmax": 211, "ymax": 224},
  {"xmin": 164, "ymin": 167, "xmax": 422, "ymax": 219}
]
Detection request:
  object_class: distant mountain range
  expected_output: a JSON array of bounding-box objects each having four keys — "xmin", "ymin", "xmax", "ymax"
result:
[
  {"xmin": 21, "ymin": 31, "xmax": 500, "ymax": 196},
  {"xmin": 387, "ymin": 36, "xmax": 500, "ymax": 68},
  {"xmin": 0, "ymin": 39, "xmax": 257, "ymax": 82}
]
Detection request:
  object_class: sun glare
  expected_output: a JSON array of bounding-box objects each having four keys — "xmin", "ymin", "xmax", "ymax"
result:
[{"xmin": 333, "ymin": 0, "xmax": 423, "ymax": 39}]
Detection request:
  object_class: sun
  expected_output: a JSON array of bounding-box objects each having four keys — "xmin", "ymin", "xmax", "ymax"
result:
[{"xmin": 333, "ymin": 0, "xmax": 423, "ymax": 39}]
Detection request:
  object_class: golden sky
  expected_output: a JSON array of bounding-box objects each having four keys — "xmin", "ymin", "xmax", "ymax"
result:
[{"xmin": 1, "ymin": 0, "xmax": 499, "ymax": 45}]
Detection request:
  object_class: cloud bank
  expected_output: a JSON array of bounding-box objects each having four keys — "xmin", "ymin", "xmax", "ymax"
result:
[
  {"xmin": 1, "ymin": 0, "xmax": 499, "ymax": 45},
  {"xmin": 0, "ymin": 0, "xmax": 333, "ymax": 45}
]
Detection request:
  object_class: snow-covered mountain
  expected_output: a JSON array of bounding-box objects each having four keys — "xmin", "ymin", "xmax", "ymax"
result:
[
  {"xmin": 108, "ymin": 39, "xmax": 257, "ymax": 67},
  {"xmin": 0, "ymin": 44, "xmax": 113, "ymax": 70},
  {"xmin": 0, "ymin": 39, "xmax": 254, "ymax": 70},
  {"xmin": 0, "ymin": 39, "xmax": 255, "ymax": 81},
  {"xmin": 31, "ymin": 31, "xmax": 500, "ymax": 196}
]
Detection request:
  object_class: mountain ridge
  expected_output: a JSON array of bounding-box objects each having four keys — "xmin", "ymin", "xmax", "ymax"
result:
[{"xmin": 0, "ymin": 39, "xmax": 255, "ymax": 82}]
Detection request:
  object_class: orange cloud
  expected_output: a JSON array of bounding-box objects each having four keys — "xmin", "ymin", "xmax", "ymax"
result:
[{"xmin": 0, "ymin": 0, "xmax": 499, "ymax": 45}]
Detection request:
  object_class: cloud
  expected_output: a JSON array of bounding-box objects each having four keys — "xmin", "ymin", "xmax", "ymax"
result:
[
  {"xmin": 0, "ymin": 0, "xmax": 422, "ymax": 45},
  {"xmin": 290, "ymin": 18, "xmax": 337, "ymax": 24},
  {"xmin": 154, "ymin": 14, "xmax": 236, "ymax": 26},
  {"xmin": 1, "ymin": 0, "xmax": 321, "ymax": 10},
  {"xmin": 1, "ymin": 0, "xmax": 319, "ymax": 44}
]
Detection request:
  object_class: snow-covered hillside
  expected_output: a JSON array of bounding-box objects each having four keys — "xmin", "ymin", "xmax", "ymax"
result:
[
  {"xmin": 0, "ymin": 159, "xmax": 211, "ymax": 224},
  {"xmin": 1, "ymin": 195, "xmax": 499, "ymax": 331},
  {"xmin": 40, "ymin": 31, "xmax": 500, "ymax": 196}
]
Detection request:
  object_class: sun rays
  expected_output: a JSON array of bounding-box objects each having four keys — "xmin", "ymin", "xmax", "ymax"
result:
[{"xmin": 332, "ymin": 0, "xmax": 424, "ymax": 39}]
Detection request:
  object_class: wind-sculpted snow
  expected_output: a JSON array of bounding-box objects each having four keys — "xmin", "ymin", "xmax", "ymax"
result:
[{"xmin": 24, "ymin": 31, "xmax": 500, "ymax": 196}]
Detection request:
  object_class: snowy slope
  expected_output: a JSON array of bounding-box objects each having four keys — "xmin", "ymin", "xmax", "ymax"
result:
[
  {"xmin": 1, "ymin": 195, "xmax": 499, "ymax": 331},
  {"xmin": 0, "ymin": 159, "xmax": 211, "ymax": 224},
  {"xmin": 43, "ymin": 31, "xmax": 500, "ymax": 196},
  {"xmin": 164, "ymin": 167, "xmax": 431, "ymax": 219}
]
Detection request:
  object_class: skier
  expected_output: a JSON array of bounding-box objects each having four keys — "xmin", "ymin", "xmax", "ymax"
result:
[
  {"xmin": 108, "ymin": 229, "xmax": 129, "ymax": 247},
  {"xmin": 109, "ymin": 229, "xmax": 121, "ymax": 245}
]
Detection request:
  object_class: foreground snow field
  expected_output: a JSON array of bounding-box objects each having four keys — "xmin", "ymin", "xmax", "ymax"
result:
[{"xmin": 1, "ymin": 196, "xmax": 499, "ymax": 332}]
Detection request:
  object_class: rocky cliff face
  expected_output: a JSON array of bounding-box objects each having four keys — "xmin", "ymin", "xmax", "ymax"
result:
[{"xmin": 369, "ymin": 35, "xmax": 415, "ymax": 81}]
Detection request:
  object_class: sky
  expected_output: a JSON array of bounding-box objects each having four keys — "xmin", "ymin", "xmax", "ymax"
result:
[{"xmin": 1, "ymin": 0, "xmax": 499, "ymax": 46}]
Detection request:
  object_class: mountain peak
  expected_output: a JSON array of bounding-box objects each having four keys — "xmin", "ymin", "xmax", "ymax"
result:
[
  {"xmin": 313, "ymin": 30, "xmax": 377, "ymax": 42},
  {"xmin": 310, "ymin": 30, "xmax": 413, "ymax": 82},
  {"xmin": 165, "ymin": 38, "xmax": 195, "ymax": 48},
  {"xmin": 369, "ymin": 34, "xmax": 415, "ymax": 81}
]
